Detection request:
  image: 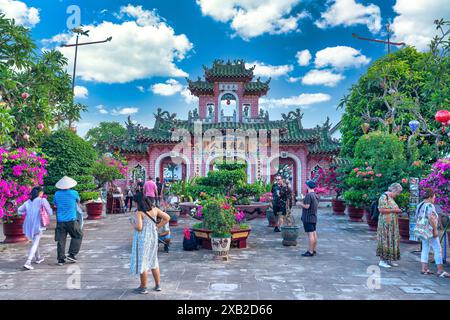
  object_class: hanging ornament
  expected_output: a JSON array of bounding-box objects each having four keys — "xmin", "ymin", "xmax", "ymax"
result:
[
  {"xmin": 435, "ymin": 110, "xmax": 450, "ymax": 133},
  {"xmin": 408, "ymin": 120, "xmax": 420, "ymax": 133},
  {"xmin": 361, "ymin": 123, "xmax": 370, "ymax": 134},
  {"xmin": 226, "ymin": 99, "xmax": 230, "ymax": 105},
  {"xmin": 37, "ymin": 123, "xmax": 45, "ymax": 131}
]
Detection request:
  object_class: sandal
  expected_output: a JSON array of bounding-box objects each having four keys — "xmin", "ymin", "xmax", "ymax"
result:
[
  {"xmin": 421, "ymin": 270, "xmax": 434, "ymax": 275},
  {"xmin": 437, "ymin": 271, "xmax": 450, "ymax": 278}
]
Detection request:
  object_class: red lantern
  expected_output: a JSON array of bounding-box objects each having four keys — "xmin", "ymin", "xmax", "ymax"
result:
[
  {"xmin": 435, "ymin": 110, "xmax": 450, "ymax": 133},
  {"xmin": 226, "ymin": 99, "xmax": 230, "ymax": 105}
]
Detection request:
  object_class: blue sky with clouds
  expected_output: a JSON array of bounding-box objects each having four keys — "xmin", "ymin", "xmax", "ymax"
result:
[{"xmin": 1, "ymin": 0, "xmax": 449, "ymax": 136}]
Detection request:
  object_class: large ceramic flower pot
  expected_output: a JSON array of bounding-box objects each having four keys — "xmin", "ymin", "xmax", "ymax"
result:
[
  {"xmin": 331, "ymin": 199, "xmax": 346, "ymax": 215},
  {"xmin": 166, "ymin": 209, "xmax": 180, "ymax": 226},
  {"xmin": 365, "ymin": 209, "xmax": 378, "ymax": 231},
  {"xmin": 266, "ymin": 208, "xmax": 277, "ymax": 227},
  {"xmin": 86, "ymin": 202, "xmax": 103, "ymax": 220},
  {"xmin": 192, "ymin": 227, "xmax": 251, "ymax": 249},
  {"xmin": 3, "ymin": 216, "xmax": 27, "ymax": 244},
  {"xmin": 280, "ymin": 225, "xmax": 300, "ymax": 246},
  {"xmin": 211, "ymin": 236, "xmax": 231, "ymax": 261},
  {"xmin": 347, "ymin": 205, "xmax": 364, "ymax": 222}
]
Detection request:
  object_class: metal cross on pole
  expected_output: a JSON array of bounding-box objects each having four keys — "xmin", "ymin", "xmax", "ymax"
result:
[
  {"xmin": 60, "ymin": 27, "xmax": 112, "ymax": 93},
  {"xmin": 352, "ymin": 23, "xmax": 405, "ymax": 54}
]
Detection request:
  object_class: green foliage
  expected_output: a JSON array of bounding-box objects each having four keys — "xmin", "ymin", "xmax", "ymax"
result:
[
  {"xmin": 339, "ymin": 43, "xmax": 449, "ymax": 164},
  {"xmin": 85, "ymin": 122, "xmax": 127, "ymax": 156},
  {"xmin": 343, "ymin": 189, "xmax": 369, "ymax": 207},
  {"xmin": 203, "ymin": 198, "xmax": 235, "ymax": 238},
  {"xmin": 41, "ymin": 129, "xmax": 97, "ymax": 183},
  {"xmin": 215, "ymin": 162, "xmax": 247, "ymax": 171},
  {"xmin": 79, "ymin": 191, "xmax": 100, "ymax": 203},
  {"xmin": 89, "ymin": 161, "xmax": 124, "ymax": 188},
  {"xmin": 45, "ymin": 182, "xmax": 97, "ymax": 195},
  {"xmin": 395, "ymin": 192, "xmax": 411, "ymax": 212},
  {"xmin": 0, "ymin": 14, "xmax": 87, "ymax": 148}
]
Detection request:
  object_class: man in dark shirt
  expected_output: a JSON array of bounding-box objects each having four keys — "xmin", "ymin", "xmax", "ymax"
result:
[
  {"xmin": 299, "ymin": 180, "xmax": 319, "ymax": 257},
  {"xmin": 271, "ymin": 175, "xmax": 284, "ymax": 232}
]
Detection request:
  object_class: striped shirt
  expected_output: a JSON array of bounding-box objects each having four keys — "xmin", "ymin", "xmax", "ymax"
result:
[{"xmin": 53, "ymin": 189, "xmax": 80, "ymax": 222}]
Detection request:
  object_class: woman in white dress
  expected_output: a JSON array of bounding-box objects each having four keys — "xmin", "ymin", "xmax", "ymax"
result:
[
  {"xmin": 130, "ymin": 192, "xmax": 170, "ymax": 294},
  {"xmin": 18, "ymin": 186, "xmax": 53, "ymax": 270}
]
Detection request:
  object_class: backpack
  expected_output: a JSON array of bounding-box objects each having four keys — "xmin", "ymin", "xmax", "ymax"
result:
[
  {"xmin": 371, "ymin": 193, "xmax": 387, "ymax": 222},
  {"xmin": 183, "ymin": 229, "xmax": 198, "ymax": 251}
]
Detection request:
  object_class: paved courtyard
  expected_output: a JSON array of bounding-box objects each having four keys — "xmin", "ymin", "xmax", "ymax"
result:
[{"xmin": 1, "ymin": 204, "xmax": 449, "ymax": 300}]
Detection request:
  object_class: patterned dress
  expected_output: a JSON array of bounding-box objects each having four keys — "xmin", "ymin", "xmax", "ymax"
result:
[
  {"xmin": 376, "ymin": 194, "xmax": 401, "ymax": 261},
  {"xmin": 130, "ymin": 211, "xmax": 159, "ymax": 275}
]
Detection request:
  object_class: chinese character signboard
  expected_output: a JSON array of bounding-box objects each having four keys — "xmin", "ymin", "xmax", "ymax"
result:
[{"xmin": 409, "ymin": 177, "xmax": 420, "ymax": 242}]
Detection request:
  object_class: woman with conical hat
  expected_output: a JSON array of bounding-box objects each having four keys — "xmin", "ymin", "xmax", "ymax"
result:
[{"xmin": 52, "ymin": 176, "xmax": 83, "ymax": 265}]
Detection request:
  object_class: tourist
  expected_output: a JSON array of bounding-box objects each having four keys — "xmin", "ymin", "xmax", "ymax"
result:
[
  {"xmin": 130, "ymin": 192, "xmax": 170, "ymax": 294},
  {"xmin": 417, "ymin": 188, "xmax": 450, "ymax": 278},
  {"xmin": 299, "ymin": 180, "xmax": 319, "ymax": 257},
  {"xmin": 377, "ymin": 183, "xmax": 403, "ymax": 268},
  {"xmin": 158, "ymin": 217, "xmax": 171, "ymax": 253},
  {"xmin": 53, "ymin": 176, "xmax": 83, "ymax": 266},
  {"xmin": 271, "ymin": 175, "xmax": 283, "ymax": 232},
  {"xmin": 18, "ymin": 186, "xmax": 53, "ymax": 270},
  {"xmin": 156, "ymin": 177, "xmax": 164, "ymax": 207},
  {"xmin": 124, "ymin": 180, "xmax": 134, "ymax": 212},
  {"xmin": 143, "ymin": 176, "xmax": 158, "ymax": 205}
]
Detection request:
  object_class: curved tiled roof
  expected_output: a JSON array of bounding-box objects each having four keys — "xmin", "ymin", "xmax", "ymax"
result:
[{"xmin": 203, "ymin": 59, "xmax": 254, "ymax": 81}]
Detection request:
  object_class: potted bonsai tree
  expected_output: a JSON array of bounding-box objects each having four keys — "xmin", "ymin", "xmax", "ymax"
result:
[
  {"xmin": 280, "ymin": 208, "xmax": 300, "ymax": 246},
  {"xmin": 203, "ymin": 198, "xmax": 235, "ymax": 261},
  {"xmin": 396, "ymin": 190, "xmax": 412, "ymax": 242},
  {"xmin": 316, "ymin": 165, "xmax": 346, "ymax": 215}
]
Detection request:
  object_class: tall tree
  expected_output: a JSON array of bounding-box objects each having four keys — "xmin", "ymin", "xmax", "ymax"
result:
[{"xmin": 85, "ymin": 122, "xmax": 127, "ymax": 156}]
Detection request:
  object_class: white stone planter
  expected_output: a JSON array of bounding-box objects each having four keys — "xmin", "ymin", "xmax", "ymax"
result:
[{"xmin": 211, "ymin": 237, "xmax": 231, "ymax": 261}]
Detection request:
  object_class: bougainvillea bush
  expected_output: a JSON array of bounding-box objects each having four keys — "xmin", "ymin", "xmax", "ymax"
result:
[
  {"xmin": 90, "ymin": 155, "xmax": 128, "ymax": 188},
  {"xmin": 315, "ymin": 166, "xmax": 343, "ymax": 199},
  {"xmin": 0, "ymin": 148, "xmax": 47, "ymax": 221},
  {"xmin": 420, "ymin": 158, "xmax": 450, "ymax": 213}
]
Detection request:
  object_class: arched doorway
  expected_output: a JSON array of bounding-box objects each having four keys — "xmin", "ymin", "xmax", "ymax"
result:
[
  {"xmin": 131, "ymin": 164, "xmax": 146, "ymax": 182},
  {"xmin": 154, "ymin": 152, "xmax": 191, "ymax": 182},
  {"xmin": 267, "ymin": 153, "xmax": 302, "ymax": 198},
  {"xmin": 218, "ymin": 91, "xmax": 238, "ymax": 122}
]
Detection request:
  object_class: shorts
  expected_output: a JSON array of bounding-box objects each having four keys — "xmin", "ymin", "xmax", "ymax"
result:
[
  {"xmin": 303, "ymin": 223, "xmax": 316, "ymax": 233},
  {"xmin": 273, "ymin": 205, "xmax": 286, "ymax": 216}
]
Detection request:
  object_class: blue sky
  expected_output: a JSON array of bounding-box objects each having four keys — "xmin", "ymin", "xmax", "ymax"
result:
[{"xmin": 2, "ymin": 0, "xmax": 449, "ymax": 136}]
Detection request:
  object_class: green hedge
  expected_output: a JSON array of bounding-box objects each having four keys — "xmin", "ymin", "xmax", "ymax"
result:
[
  {"xmin": 44, "ymin": 183, "xmax": 97, "ymax": 195},
  {"xmin": 80, "ymin": 191, "xmax": 100, "ymax": 202}
]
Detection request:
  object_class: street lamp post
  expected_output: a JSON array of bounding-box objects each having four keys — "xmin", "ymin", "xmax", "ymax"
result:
[
  {"xmin": 352, "ymin": 23, "xmax": 405, "ymax": 54},
  {"xmin": 60, "ymin": 28, "xmax": 112, "ymax": 94}
]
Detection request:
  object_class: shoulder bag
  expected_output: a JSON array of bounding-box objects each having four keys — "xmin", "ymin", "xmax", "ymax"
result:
[
  {"xmin": 413, "ymin": 202, "xmax": 434, "ymax": 241},
  {"xmin": 40, "ymin": 200, "xmax": 51, "ymax": 227}
]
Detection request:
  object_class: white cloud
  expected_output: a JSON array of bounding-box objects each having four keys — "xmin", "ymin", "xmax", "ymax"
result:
[
  {"xmin": 96, "ymin": 105, "xmax": 108, "ymax": 114},
  {"xmin": 314, "ymin": 46, "xmax": 371, "ymax": 69},
  {"xmin": 287, "ymin": 76, "xmax": 302, "ymax": 83},
  {"xmin": 296, "ymin": 49, "xmax": 312, "ymax": 66},
  {"xmin": 151, "ymin": 79, "xmax": 183, "ymax": 96},
  {"xmin": 136, "ymin": 86, "xmax": 145, "ymax": 93},
  {"xmin": 0, "ymin": 0, "xmax": 40, "ymax": 27},
  {"xmin": 245, "ymin": 61, "xmax": 293, "ymax": 78},
  {"xmin": 196, "ymin": 0, "xmax": 308, "ymax": 40},
  {"xmin": 301, "ymin": 69, "xmax": 345, "ymax": 87},
  {"xmin": 181, "ymin": 88, "xmax": 199, "ymax": 105},
  {"xmin": 45, "ymin": 5, "xmax": 193, "ymax": 84},
  {"xmin": 391, "ymin": 0, "xmax": 450, "ymax": 51},
  {"xmin": 111, "ymin": 107, "xmax": 139, "ymax": 116},
  {"xmin": 74, "ymin": 85, "xmax": 88, "ymax": 99},
  {"xmin": 315, "ymin": 0, "xmax": 381, "ymax": 33},
  {"xmin": 260, "ymin": 93, "xmax": 331, "ymax": 109}
]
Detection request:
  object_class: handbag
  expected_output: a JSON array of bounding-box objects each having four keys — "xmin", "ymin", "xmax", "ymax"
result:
[
  {"xmin": 40, "ymin": 201, "xmax": 50, "ymax": 227},
  {"xmin": 76, "ymin": 204, "xmax": 84, "ymax": 229},
  {"xmin": 413, "ymin": 202, "xmax": 434, "ymax": 241}
]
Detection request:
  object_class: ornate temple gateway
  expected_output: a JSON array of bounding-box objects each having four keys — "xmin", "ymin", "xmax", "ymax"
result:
[{"xmin": 112, "ymin": 59, "xmax": 340, "ymax": 198}]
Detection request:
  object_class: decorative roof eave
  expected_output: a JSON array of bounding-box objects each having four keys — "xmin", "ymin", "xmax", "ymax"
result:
[
  {"xmin": 280, "ymin": 136, "xmax": 321, "ymax": 144},
  {"xmin": 309, "ymin": 147, "xmax": 340, "ymax": 155}
]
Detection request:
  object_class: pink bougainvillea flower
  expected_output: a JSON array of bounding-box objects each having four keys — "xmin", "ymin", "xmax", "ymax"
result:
[
  {"xmin": 221, "ymin": 203, "xmax": 231, "ymax": 210},
  {"xmin": 376, "ymin": 173, "xmax": 382, "ymax": 177},
  {"xmin": 21, "ymin": 92, "xmax": 29, "ymax": 99},
  {"xmin": 401, "ymin": 178, "xmax": 408, "ymax": 184}
]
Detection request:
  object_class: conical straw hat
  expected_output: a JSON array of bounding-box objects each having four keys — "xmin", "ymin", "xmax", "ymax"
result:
[{"xmin": 55, "ymin": 176, "xmax": 78, "ymax": 190}]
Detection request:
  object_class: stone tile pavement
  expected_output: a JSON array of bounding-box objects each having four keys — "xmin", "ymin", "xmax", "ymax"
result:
[{"xmin": 1, "ymin": 205, "xmax": 449, "ymax": 300}]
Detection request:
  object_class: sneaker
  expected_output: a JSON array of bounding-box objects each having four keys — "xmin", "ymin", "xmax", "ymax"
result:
[
  {"xmin": 313, "ymin": 251, "xmax": 317, "ymax": 256},
  {"xmin": 388, "ymin": 261, "xmax": 399, "ymax": 267},
  {"xmin": 301, "ymin": 251, "xmax": 314, "ymax": 257},
  {"xmin": 154, "ymin": 285, "xmax": 162, "ymax": 292},
  {"xmin": 378, "ymin": 261, "xmax": 391, "ymax": 268},
  {"xmin": 23, "ymin": 264, "xmax": 34, "ymax": 270},
  {"xmin": 164, "ymin": 245, "xmax": 169, "ymax": 253},
  {"xmin": 66, "ymin": 255, "xmax": 77, "ymax": 263},
  {"xmin": 34, "ymin": 257, "xmax": 45, "ymax": 264},
  {"xmin": 57, "ymin": 259, "xmax": 66, "ymax": 266},
  {"xmin": 133, "ymin": 287, "xmax": 148, "ymax": 294},
  {"xmin": 273, "ymin": 227, "xmax": 281, "ymax": 232}
]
